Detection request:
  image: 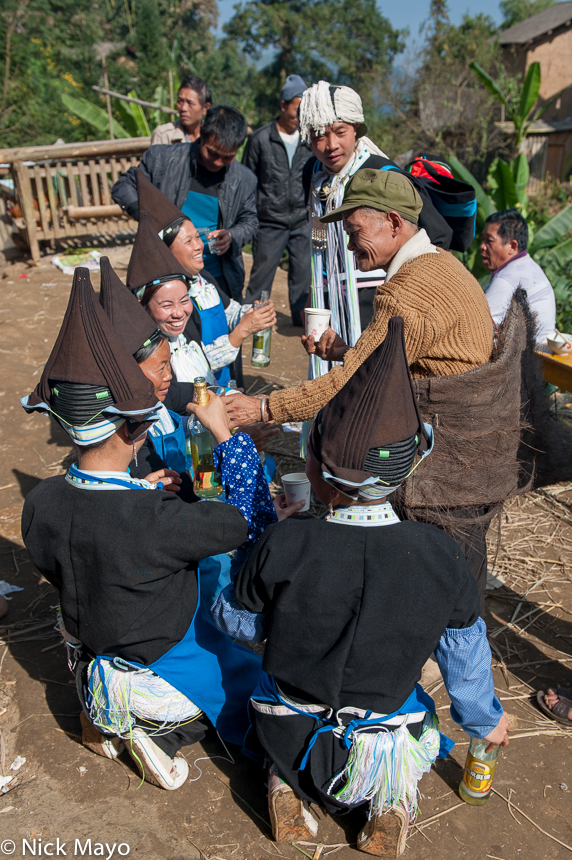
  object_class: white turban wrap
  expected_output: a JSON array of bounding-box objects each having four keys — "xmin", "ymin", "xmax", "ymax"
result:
[{"xmin": 298, "ymin": 80, "xmax": 386, "ymax": 157}]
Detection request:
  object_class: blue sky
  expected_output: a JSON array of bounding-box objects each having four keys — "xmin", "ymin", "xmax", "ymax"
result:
[{"xmin": 215, "ymin": 0, "xmax": 504, "ymax": 41}]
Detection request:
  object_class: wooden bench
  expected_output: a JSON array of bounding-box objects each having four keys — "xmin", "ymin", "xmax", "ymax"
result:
[
  {"xmin": 536, "ymin": 346, "xmax": 572, "ymax": 392},
  {"xmin": 0, "ymin": 138, "xmax": 150, "ymax": 263}
]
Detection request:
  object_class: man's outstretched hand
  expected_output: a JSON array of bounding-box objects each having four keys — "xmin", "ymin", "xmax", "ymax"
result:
[
  {"xmin": 223, "ymin": 393, "xmax": 264, "ymax": 428},
  {"xmin": 302, "ymin": 326, "xmax": 349, "ymax": 362}
]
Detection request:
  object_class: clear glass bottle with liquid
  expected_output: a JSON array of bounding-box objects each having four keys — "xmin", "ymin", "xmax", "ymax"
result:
[
  {"xmin": 459, "ymin": 737, "xmax": 500, "ymax": 805},
  {"xmin": 251, "ymin": 290, "xmax": 272, "ymax": 367},
  {"xmin": 187, "ymin": 377, "xmax": 223, "ymax": 499}
]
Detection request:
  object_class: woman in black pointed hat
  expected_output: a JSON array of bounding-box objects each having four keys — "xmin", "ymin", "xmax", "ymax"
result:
[
  {"xmin": 98, "ymin": 254, "xmax": 197, "ymax": 500},
  {"xmin": 130, "ymin": 171, "xmax": 276, "ymax": 390},
  {"xmin": 21, "ymin": 267, "xmax": 279, "ymax": 791},
  {"xmin": 212, "ymin": 317, "xmax": 509, "ymax": 855}
]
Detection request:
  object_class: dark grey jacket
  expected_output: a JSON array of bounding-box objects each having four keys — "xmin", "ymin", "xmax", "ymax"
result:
[
  {"xmin": 111, "ymin": 141, "xmax": 259, "ymax": 296},
  {"xmin": 242, "ymin": 120, "xmax": 313, "ymax": 229}
]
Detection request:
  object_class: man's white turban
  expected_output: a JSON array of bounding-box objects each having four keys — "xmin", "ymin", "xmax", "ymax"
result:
[{"xmin": 299, "ymin": 81, "xmax": 366, "ymax": 143}]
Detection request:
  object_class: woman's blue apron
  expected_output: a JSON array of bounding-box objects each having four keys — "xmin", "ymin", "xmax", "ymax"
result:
[
  {"xmin": 192, "ymin": 299, "xmax": 231, "ymax": 386},
  {"xmin": 149, "ymin": 410, "xmax": 190, "ymax": 475},
  {"xmin": 143, "ymin": 576, "xmax": 262, "ymax": 746}
]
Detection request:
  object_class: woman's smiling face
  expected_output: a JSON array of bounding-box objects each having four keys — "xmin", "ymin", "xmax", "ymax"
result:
[
  {"xmin": 171, "ymin": 220, "xmax": 204, "ymax": 276},
  {"xmin": 146, "ymin": 280, "xmax": 191, "ymax": 338}
]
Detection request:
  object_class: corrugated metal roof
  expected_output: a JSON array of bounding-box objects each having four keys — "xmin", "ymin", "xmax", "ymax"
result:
[{"xmin": 499, "ymin": 1, "xmax": 572, "ymax": 44}]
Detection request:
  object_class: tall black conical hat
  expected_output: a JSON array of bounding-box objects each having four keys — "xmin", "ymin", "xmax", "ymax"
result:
[
  {"xmin": 26, "ymin": 267, "xmax": 156, "ymax": 416},
  {"xmin": 126, "ymin": 210, "xmax": 189, "ymax": 294},
  {"xmin": 136, "ymin": 168, "xmax": 188, "ymax": 235},
  {"xmin": 99, "ymin": 256, "xmax": 159, "ymax": 355},
  {"xmin": 316, "ymin": 317, "xmax": 428, "ymax": 487}
]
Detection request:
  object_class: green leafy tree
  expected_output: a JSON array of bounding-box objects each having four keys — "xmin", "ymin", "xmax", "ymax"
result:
[
  {"xmin": 0, "ymin": 0, "xmax": 103, "ymax": 147},
  {"xmin": 405, "ymin": 0, "xmax": 520, "ymax": 171},
  {"xmin": 499, "ymin": 0, "xmax": 554, "ymax": 30},
  {"xmin": 135, "ymin": 0, "xmax": 168, "ymax": 101},
  {"xmin": 223, "ymin": 0, "xmax": 404, "ymax": 127}
]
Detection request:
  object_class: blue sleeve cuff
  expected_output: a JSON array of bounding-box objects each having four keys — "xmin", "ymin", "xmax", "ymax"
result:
[
  {"xmin": 214, "ymin": 432, "xmax": 277, "ymax": 547},
  {"xmin": 435, "ymin": 617, "xmax": 503, "ymax": 738},
  {"xmin": 211, "ymin": 583, "xmax": 267, "ymax": 643}
]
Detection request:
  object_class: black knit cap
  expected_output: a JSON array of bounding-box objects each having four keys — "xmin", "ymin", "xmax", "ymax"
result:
[
  {"xmin": 99, "ymin": 256, "xmax": 160, "ymax": 355},
  {"xmin": 312, "ymin": 317, "xmax": 429, "ymax": 491},
  {"xmin": 25, "ymin": 267, "xmax": 158, "ymax": 436},
  {"xmin": 136, "ymin": 168, "xmax": 188, "ymax": 236},
  {"xmin": 126, "ymin": 209, "xmax": 190, "ymax": 294}
]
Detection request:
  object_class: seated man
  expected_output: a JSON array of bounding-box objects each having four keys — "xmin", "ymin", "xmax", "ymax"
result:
[
  {"xmin": 21, "ymin": 267, "xmax": 277, "ymax": 790},
  {"xmin": 215, "ymin": 318, "xmax": 509, "ymax": 855},
  {"xmin": 225, "ymin": 170, "xmax": 495, "ymax": 602},
  {"xmin": 481, "ymin": 208, "xmax": 556, "ymax": 344}
]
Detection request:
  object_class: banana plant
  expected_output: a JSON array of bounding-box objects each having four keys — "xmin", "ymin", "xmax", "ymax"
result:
[
  {"xmin": 61, "ymin": 89, "xmax": 152, "ymax": 139},
  {"xmin": 113, "ymin": 90, "xmax": 151, "ymax": 137},
  {"xmin": 61, "ymin": 93, "xmax": 130, "ymax": 138},
  {"xmin": 470, "ymin": 60, "xmax": 560, "ymax": 151}
]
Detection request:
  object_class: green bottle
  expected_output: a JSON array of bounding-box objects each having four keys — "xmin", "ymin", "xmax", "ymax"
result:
[
  {"xmin": 251, "ymin": 290, "xmax": 272, "ymax": 367},
  {"xmin": 187, "ymin": 377, "xmax": 223, "ymax": 499}
]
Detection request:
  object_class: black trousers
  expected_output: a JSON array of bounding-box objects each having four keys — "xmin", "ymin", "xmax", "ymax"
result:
[{"xmin": 245, "ymin": 221, "xmax": 311, "ymax": 320}]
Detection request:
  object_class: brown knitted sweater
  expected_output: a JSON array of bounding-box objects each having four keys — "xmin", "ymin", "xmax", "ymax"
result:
[{"xmin": 269, "ymin": 249, "xmax": 493, "ymax": 423}]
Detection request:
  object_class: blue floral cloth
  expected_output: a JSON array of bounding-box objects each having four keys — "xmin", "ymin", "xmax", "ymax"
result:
[{"xmin": 214, "ymin": 432, "xmax": 277, "ymax": 546}]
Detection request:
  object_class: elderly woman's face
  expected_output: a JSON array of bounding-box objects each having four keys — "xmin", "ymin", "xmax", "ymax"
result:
[
  {"xmin": 171, "ymin": 220, "xmax": 204, "ymax": 276},
  {"xmin": 139, "ymin": 338, "xmax": 172, "ymax": 402},
  {"xmin": 146, "ymin": 280, "xmax": 191, "ymax": 338},
  {"xmin": 344, "ymin": 208, "xmax": 402, "ymax": 271}
]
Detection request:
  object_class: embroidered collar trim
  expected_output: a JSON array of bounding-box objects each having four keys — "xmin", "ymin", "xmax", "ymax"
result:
[
  {"xmin": 66, "ymin": 463, "xmax": 162, "ymax": 491},
  {"xmin": 326, "ymin": 502, "xmax": 400, "ymax": 527}
]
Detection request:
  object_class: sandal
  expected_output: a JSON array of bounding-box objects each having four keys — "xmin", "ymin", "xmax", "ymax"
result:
[
  {"xmin": 536, "ymin": 688, "xmax": 572, "ymax": 727},
  {"xmin": 357, "ymin": 805, "xmax": 409, "ymax": 857}
]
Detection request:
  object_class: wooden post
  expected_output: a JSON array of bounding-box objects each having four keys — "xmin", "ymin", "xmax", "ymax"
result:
[
  {"xmin": 169, "ymin": 68, "xmax": 174, "ymax": 111},
  {"xmin": 12, "ymin": 160, "xmax": 41, "ymax": 263},
  {"xmin": 103, "ymin": 60, "xmax": 114, "ymax": 141}
]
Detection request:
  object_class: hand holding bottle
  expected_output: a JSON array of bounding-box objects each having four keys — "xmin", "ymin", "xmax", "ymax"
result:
[
  {"xmin": 482, "ymin": 712, "xmax": 510, "ymax": 752},
  {"xmin": 230, "ymin": 300, "xmax": 277, "ymax": 347},
  {"xmin": 187, "ymin": 391, "xmax": 232, "ymax": 445}
]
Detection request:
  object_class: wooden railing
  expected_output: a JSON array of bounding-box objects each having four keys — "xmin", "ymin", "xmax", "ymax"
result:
[{"xmin": 0, "ymin": 138, "xmax": 150, "ymax": 262}]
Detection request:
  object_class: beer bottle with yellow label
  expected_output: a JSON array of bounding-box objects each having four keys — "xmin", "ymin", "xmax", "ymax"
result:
[
  {"xmin": 187, "ymin": 378, "xmax": 223, "ymax": 499},
  {"xmin": 459, "ymin": 738, "xmax": 500, "ymax": 805}
]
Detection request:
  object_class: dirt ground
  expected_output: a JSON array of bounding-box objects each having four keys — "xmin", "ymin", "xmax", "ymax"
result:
[{"xmin": 0, "ymin": 245, "xmax": 571, "ymax": 860}]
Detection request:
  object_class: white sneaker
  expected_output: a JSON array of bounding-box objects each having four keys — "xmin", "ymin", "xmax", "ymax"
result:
[{"xmin": 122, "ymin": 727, "xmax": 189, "ymax": 790}]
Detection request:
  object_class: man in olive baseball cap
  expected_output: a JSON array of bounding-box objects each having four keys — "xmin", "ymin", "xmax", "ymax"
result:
[{"xmin": 320, "ymin": 168, "xmax": 423, "ymax": 224}]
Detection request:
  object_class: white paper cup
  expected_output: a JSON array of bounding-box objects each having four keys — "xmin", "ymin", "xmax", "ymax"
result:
[
  {"xmin": 281, "ymin": 472, "xmax": 311, "ymax": 513},
  {"xmin": 305, "ymin": 308, "xmax": 331, "ymax": 343}
]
